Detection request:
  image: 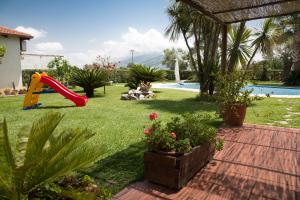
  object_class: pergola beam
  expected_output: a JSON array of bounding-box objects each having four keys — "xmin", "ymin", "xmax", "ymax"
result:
[
  {"xmin": 225, "ymin": 10, "xmax": 300, "ymax": 24},
  {"xmin": 179, "ymin": 0, "xmax": 225, "ymax": 25},
  {"xmin": 213, "ymin": 0, "xmax": 296, "ymax": 14}
]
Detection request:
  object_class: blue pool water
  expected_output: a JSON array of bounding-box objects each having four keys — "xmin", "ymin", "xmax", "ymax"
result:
[{"xmin": 156, "ymin": 83, "xmax": 300, "ymax": 96}]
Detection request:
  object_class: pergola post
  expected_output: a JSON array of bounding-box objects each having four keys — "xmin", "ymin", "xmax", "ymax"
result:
[{"xmin": 221, "ymin": 24, "xmax": 227, "ymax": 74}]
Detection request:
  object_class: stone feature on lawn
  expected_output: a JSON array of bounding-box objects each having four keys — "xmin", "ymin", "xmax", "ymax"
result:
[
  {"xmin": 121, "ymin": 81, "xmax": 155, "ymax": 100},
  {"xmin": 121, "ymin": 89, "xmax": 155, "ymax": 100}
]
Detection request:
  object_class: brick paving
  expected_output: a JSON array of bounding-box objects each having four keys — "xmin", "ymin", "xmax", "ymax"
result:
[{"xmin": 114, "ymin": 124, "xmax": 300, "ymax": 200}]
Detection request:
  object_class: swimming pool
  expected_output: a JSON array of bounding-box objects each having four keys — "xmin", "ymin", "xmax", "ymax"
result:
[{"xmin": 153, "ymin": 83, "xmax": 300, "ymax": 97}]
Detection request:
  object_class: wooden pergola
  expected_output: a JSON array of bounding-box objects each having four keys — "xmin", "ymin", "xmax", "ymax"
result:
[{"xmin": 180, "ymin": 0, "xmax": 300, "ymax": 72}]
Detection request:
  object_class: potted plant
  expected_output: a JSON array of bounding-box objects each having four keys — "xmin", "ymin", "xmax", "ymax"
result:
[
  {"xmin": 0, "ymin": 45, "xmax": 6, "ymax": 63},
  {"xmin": 215, "ymin": 71, "xmax": 253, "ymax": 126},
  {"xmin": 143, "ymin": 112, "xmax": 223, "ymax": 189}
]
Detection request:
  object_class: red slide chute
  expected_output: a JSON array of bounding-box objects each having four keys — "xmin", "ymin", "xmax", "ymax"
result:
[{"xmin": 40, "ymin": 76, "xmax": 88, "ymax": 107}]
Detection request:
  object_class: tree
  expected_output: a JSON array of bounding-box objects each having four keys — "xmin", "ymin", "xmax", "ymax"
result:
[
  {"xmin": 227, "ymin": 25, "xmax": 252, "ymax": 69},
  {"xmin": 166, "ymin": 1, "xmax": 221, "ymax": 96},
  {"xmin": 162, "ymin": 48, "xmax": 188, "ymax": 71},
  {"xmin": 278, "ymin": 15, "xmax": 300, "ymax": 73},
  {"xmin": 275, "ymin": 14, "xmax": 300, "ymax": 82},
  {"xmin": 126, "ymin": 64, "xmax": 165, "ymax": 89},
  {"xmin": 47, "ymin": 57, "xmax": 74, "ymax": 85},
  {"xmin": 243, "ymin": 18, "xmax": 279, "ymax": 79},
  {"xmin": 0, "ymin": 112, "xmax": 104, "ymax": 199},
  {"xmin": 70, "ymin": 67, "xmax": 108, "ymax": 97}
]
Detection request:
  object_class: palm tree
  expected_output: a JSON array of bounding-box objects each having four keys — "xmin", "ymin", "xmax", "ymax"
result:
[
  {"xmin": 0, "ymin": 112, "xmax": 104, "ymax": 199},
  {"xmin": 275, "ymin": 14, "xmax": 300, "ymax": 75},
  {"xmin": 244, "ymin": 18, "xmax": 279, "ymax": 73},
  {"xmin": 70, "ymin": 67, "xmax": 108, "ymax": 97},
  {"xmin": 228, "ymin": 25, "xmax": 253, "ymax": 69},
  {"xmin": 166, "ymin": 1, "xmax": 221, "ymax": 96}
]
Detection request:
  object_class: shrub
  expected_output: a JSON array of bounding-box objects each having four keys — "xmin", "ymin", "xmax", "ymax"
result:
[
  {"xmin": 108, "ymin": 68, "xmax": 129, "ymax": 83},
  {"xmin": 215, "ymin": 71, "xmax": 253, "ymax": 108},
  {"xmin": 70, "ymin": 67, "xmax": 108, "ymax": 97},
  {"xmin": 0, "ymin": 112, "xmax": 104, "ymax": 199},
  {"xmin": 47, "ymin": 57, "xmax": 75, "ymax": 85},
  {"xmin": 22, "ymin": 69, "xmax": 48, "ymax": 86},
  {"xmin": 284, "ymin": 71, "xmax": 300, "ymax": 86},
  {"xmin": 126, "ymin": 64, "xmax": 165, "ymax": 89},
  {"xmin": 144, "ymin": 112, "xmax": 223, "ymax": 154},
  {"xmin": 163, "ymin": 70, "xmax": 194, "ymax": 81},
  {"xmin": 0, "ymin": 45, "xmax": 7, "ymax": 57}
]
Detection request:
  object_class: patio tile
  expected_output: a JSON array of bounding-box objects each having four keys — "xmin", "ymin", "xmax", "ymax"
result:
[
  {"xmin": 270, "ymin": 130, "xmax": 297, "ymax": 150},
  {"xmin": 297, "ymin": 133, "xmax": 300, "ymax": 152},
  {"xmin": 115, "ymin": 124, "xmax": 300, "ymax": 200},
  {"xmin": 250, "ymin": 179, "xmax": 297, "ymax": 200}
]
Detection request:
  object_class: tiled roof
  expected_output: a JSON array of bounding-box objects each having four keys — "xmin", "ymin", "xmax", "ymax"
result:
[{"xmin": 0, "ymin": 26, "xmax": 33, "ymax": 39}]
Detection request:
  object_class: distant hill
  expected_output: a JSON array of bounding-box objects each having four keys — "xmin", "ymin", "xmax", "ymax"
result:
[{"xmin": 119, "ymin": 53, "xmax": 168, "ymax": 69}]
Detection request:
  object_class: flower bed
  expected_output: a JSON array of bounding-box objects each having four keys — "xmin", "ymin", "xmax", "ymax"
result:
[{"xmin": 143, "ymin": 112, "xmax": 223, "ymax": 189}]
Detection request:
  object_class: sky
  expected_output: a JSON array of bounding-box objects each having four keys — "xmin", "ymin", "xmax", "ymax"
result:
[{"xmin": 0, "ymin": 0, "xmax": 261, "ymax": 67}]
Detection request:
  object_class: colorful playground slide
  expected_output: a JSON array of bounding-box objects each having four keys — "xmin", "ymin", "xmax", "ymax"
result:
[{"xmin": 23, "ymin": 72, "xmax": 88, "ymax": 109}]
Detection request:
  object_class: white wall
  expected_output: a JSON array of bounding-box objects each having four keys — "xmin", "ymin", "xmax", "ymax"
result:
[{"xmin": 0, "ymin": 35, "xmax": 23, "ymax": 89}]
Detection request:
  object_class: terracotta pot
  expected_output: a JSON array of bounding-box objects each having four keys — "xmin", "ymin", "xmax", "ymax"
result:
[{"xmin": 223, "ymin": 104, "xmax": 247, "ymax": 126}]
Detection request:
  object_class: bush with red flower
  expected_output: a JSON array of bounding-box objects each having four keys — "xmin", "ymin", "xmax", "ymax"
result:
[{"xmin": 144, "ymin": 112, "xmax": 223, "ymax": 154}]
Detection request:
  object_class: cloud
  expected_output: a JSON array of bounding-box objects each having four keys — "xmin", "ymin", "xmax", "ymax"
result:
[
  {"xmin": 15, "ymin": 26, "xmax": 47, "ymax": 39},
  {"xmin": 66, "ymin": 27, "xmax": 185, "ymax": 66},
  {"xmin": 88, "ymin": 38, "xmax": 98, "ymax": 43},
  {"xmin": 34, "ymin": 42, "xmax": 64, "ymax": 53}
]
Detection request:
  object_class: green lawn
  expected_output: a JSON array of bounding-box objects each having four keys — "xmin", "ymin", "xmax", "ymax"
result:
[{"xmin": 1, "ymin": 85, "xmax": 300, "ymax": 194}]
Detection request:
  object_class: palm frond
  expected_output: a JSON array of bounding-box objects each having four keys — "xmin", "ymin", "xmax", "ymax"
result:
[
  {"xmin": 0, "ymin": 119, "xmax": 15, "ymax": 197},
  {"xmin": 23, "ymin": 112, "xmax": 63, "ymax": 167},
  {"xmin": 126, "ymin": 64, "xmax": 165, "ymax": 89},
  {"xmin": 0, "ymin": 112, "xmax": 105, "ymax": 197}
]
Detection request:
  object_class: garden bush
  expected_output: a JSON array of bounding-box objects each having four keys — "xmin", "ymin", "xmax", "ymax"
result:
[
  {"xmin": 108, "ymin": 68, "xmax": 129, "ymax": 83},
  {"xmin": 284, "ymin": 71, "xmax": 300, "ymax": 86},
  {"xmin": 163, "ymin": 70, "xmax": 194, "ymax": 81},
  {"xmin": 143, "ymin": 112, "xmax": 223, "ymax": 153},
  {"xmin": 0, "ymin": 112, "xmax": 104, "ymax": 199},
  {"xmin": 70, "ymin": 67, "xmax": 108, "ymax": 97},
  {"xmin": 126, "ymin": 64, "xmax": 165, "ymax": 89},
  {"xmin": 22, "ymin": 69, "xmax": 49, "ymax": 86},
  {"xmin": 47, "ymin": 57, "xmax": 75, "ymax": 85}
]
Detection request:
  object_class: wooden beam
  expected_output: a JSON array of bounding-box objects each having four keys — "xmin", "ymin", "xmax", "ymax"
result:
[
  {"xmin": 179, "ymin": 0, "xmax": 225, "ymax": 25},
  {"xmin": 224, "ymin": 11, "xmax": 300, "ymax": 24},
  {"xmin": 213, "ymin": 0, "xmax": 296, "ymax": 14},
  {"xmin": 221, "ymin": 24, "xmax": 227, "ymax": 74}
]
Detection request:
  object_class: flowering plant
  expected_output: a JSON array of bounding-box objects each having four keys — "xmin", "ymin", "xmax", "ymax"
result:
[{"xmin": 144, "ymin": 112, "xmax": 223, "ymax": 154}]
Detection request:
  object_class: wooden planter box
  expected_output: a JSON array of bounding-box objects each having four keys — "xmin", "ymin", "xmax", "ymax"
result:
[{"xmin": 144, "ymin": 143, "xmax": 215, "ymax": 189}]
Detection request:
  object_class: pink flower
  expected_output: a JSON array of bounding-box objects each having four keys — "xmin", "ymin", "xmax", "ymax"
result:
[
  {"xmin": 149, "ymin": 112, "xmax": 158, "ymax": 120},
  {"xmin": 170, "ymin": 132, "xmax": 176, "ymax": 139},
  {"xmin": 144, "ymin": 129, "xmax": 151, "ymax": 136}
]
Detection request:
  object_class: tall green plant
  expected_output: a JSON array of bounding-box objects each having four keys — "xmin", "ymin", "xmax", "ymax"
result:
[
  {"xmin": 0, "ymin": 112, "xmax": 104, "ymax": 199},
  {"xmin": 228, "ymin": 25, "xmax": 252, "ymax": 69},
  {"xmin": 276, "ymin": 15, "xmax": 300, "ymax": 73},
  {"xmin": 0, "ymin": 45, "xmax": 6, "ymax": 57},
  {"xmin": 166, "ymin": 1, "xmax": 221, "ymax": 96},
  {"xmin": 243, "ymin": 18, "xmax": 279, "ymax": 80},
  {"xmin": 47, "ymin": 57, "xmax": 74, "ymax": 84},
  {"xmin": 70, "ymin": 67, "xmax": 108, "ymax": 97},
  {"xmin": 126, "ymin": 64, "xmax": 165, "ymax": 89}
]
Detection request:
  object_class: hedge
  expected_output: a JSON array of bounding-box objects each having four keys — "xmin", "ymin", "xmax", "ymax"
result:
[{"xmin": 22, "ymin": 68, "xmax": 196, "ymax": 86}]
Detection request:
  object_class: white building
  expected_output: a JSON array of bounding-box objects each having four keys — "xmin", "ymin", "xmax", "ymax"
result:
[{"xmin": 0, "ymin": 26, "xmax": 33, "ymax": 89}]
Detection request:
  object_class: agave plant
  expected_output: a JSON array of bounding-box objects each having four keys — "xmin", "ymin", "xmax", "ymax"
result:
[
  {"xmin": 0, "ymin": 112, "xmax": 104, "ymax": 199},
  {"xmin": 70, "ymin": 67, "xmax": 108, "ymax": 97},
  {"xmin": 126, "ymin": 64, "xmax": 165, "ymax": 89}
]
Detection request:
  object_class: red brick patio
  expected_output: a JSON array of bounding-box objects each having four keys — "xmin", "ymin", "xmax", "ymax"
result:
[{"xmin": 114, "ymin": 124, "xmax": 300, "ymax": 200}]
